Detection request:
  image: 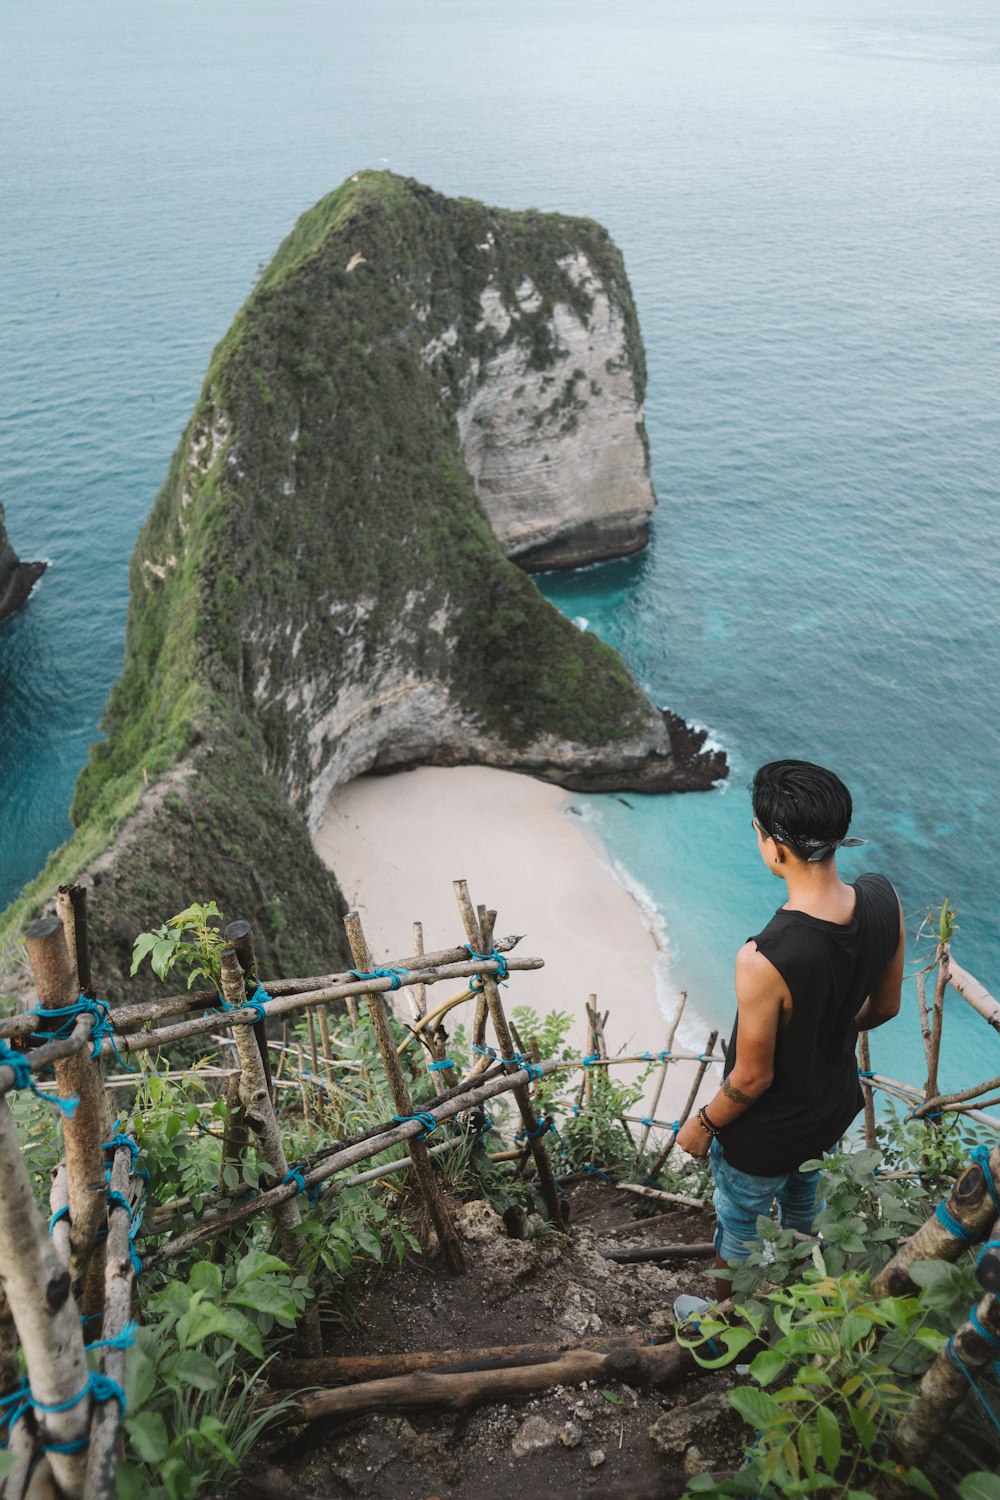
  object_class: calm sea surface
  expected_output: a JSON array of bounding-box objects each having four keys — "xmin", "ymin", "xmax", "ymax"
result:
[{"xmin": 1, "ymin": 1, "xmax": 998, "ymax": 1094}]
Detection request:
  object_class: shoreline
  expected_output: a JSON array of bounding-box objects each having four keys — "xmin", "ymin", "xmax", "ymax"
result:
[{"xmin": 312, "ymin": 765, "xmax": 720, "ymax": 1125}]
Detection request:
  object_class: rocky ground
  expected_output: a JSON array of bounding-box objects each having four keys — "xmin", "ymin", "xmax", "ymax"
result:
[{"xmin": 252, "ymin": 1183, "xmax": 751, "ymax": 1499}]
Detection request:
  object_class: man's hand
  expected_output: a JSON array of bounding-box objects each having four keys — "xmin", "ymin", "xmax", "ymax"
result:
[{"xmin": 676, "ymin": 1117, "xmax": 712, "ymax": 1157}]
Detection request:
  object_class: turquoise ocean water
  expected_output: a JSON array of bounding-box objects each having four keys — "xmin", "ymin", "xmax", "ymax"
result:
[{"xmin": 1, "ymin": 1, "xmax": 998, "ymax": 1097}]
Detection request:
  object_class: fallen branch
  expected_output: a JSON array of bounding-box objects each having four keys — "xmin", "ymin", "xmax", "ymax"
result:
[
  {"xmin": 273, "ymin": 1339, "xmax": 699, "ymax": 1421},
  {"xmin": 603, "ymin": 1242, "xmax": 715, "ymax": 1265},
  {"xmin": 269, "ymin": 1333, "xmax": 661, "ymax": 1388},
  {"xmin": 615, "ymin": 1182, "xmax": 710, "ymax": 1212}
]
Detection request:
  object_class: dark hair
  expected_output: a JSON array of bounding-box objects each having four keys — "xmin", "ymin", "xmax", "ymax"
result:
[{"xmin": 752, "ymin": 760, "xmax": 853, "ymax": 861}]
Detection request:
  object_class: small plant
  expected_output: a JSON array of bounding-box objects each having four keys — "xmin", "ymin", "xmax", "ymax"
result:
[{"xmin": 130, "ymin": 900, "xmax": 227, "ymax": 990}]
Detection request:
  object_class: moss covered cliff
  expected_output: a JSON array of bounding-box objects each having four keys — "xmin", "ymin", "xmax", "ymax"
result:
[{"xmin": 1, "ymin": 173, "xmax": 723, "ymax": 995}]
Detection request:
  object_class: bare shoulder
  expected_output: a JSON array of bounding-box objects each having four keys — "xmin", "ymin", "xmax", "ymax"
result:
[{"xmin": 735, "ymin": 941, "xmax": 787, "ymax": 1003}]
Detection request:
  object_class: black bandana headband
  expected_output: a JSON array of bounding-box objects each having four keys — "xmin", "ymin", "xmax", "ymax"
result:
[{"xmin": 768, "ymin": 821, "xmax": 868, "ymax": 862}]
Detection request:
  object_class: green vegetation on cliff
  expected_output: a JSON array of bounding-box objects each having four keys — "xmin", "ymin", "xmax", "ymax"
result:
[{"xmin": 2, "ymin": 172, "xmax": 681, "ymax": 992}]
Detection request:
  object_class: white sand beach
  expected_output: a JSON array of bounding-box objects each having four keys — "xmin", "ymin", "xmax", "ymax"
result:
[{"xmin": 313, "ymin": 765, "xmax": 720, "ymax": 1125}]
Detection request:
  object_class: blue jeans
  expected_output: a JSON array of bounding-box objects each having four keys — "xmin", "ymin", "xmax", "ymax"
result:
[{"xmin": 710, "ymin": 1136, "xmax": 823, "ymax": 1264}]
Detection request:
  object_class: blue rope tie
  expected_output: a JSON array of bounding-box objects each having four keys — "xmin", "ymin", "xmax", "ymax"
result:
[
  {"xmin": 858, "ymin": 1069, "xmax": 876, "ymax": 1079},
  {"xmin": 464, "ymin": 946, "xmax": 509, "ymax": 989},
  {"xmin": 216, "ymin": 983, "xmax": 270, "ymax": 1023},
  {"xmin": 581, "ymin": 1054, "xmax": 600, "ymax": 1068},
  {"xmin": 641, "ymin": 1117, "xmax": 655, "ymax": 1128},
  {"xmin": 428, "ymin": 1058, "xmax": 454, "ymax": 1071},
  {"xmin": 571, "ymin": 1105, "xmax": 582, "ymax": 1116},
  {"xmin": 977, "ymin": 1239, "xmax": 1000, "ymax": 1270},
  {"xmin": 472, "ymin": 1043, "xmax": 533, "ymax": 1070},
  {"xmin": 49, "ymin": 1205, "xmax": 70, "ymax": 1235},
  {"xmin": 521, "ymin": 1059, "xmax": 544, "ymax": 1082},
  {"xmin": 102, "ymin": 1132, "xmax": 140, "ymax": 1168},
  {"xmin": 946, "ymin": 1338, "xmax": 1000, "ymax": 1437},
  {"xmin": 282, "ymin": 1168, "xmax": 306, "ymax": 1195},
  {"xmin": 968, "ymin": 1306, "xmax": 1000, "ymax": 1352},
  {"xmin": 582, "ymin": 1163, "xmax": 614, "ymax": 1183},
  {"xmin": 0, "ymin": 1040, "xmax": 79, "ymax": 1117},
  {"xmin": 27, "ymin": 995, "xmax": 133, "ymax": 1072},
  {"xmin": 393, "ymin": 1111, "xmax": 438, "ymax": 1139},
  {"xmin": 515, "ymin": 1118, "xmax": 552, "ymax": 1144},
  {"xmin": 698, "ymin": 1052, "xmax": 714, "ymax": 1063},
  {"xmin": 936, "ymin": 1200, "xmax": 976, "ymax": 1242},
  {"xmin": 970, "ymin": 1145, "xmax": 1000, "ymax": 1219},
  {"xmin": 349, "ymin": 967, "xmax": 409, "ymax": 990}
]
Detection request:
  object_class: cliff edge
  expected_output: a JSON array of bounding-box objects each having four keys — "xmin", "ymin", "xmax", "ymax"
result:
[
  {"xmin": 1, "ymin": 174, "xmax": 724, "ymax": 994},
  {"xmin": 0, "ymin": 504, "xmax": 46, "ymax": 622}
]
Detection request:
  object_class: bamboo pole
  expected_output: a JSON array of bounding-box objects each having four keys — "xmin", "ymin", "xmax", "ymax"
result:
[
  {"xmin": 948, "ymin": 960, "xmax": 1000, "ymax": 1036},
  {"xmin": 223, "ymin": 921, "xmax": 274, "ymax": 1101},
  {"xmin": 342, "ymin": 912, "xmax": 465, "ymax": 1275},
  {"xmin": 453, "ymin": 880, "xmax": 564, "ymax": 1228},
  {"xmin": 268, "ymin": 1332, "xmax": 663, "ymax": 1388},
  {"xmin": 84, "ymin": 1122, "xmax": 142, "ymax": 1499},
  {"xmin": 220, "ymin": 949, "xmax": 321, "ymax": 1354},
  {"xmin": 648, "ymin": 1031, "xmax": 719, "ymax": 1179},
  {"xmin": 0, "ymin": 937, "xmax": 530, "ymax": 1045},
  {"xmin": 25, "ymin": 917, "xmax": 107, "ymax": 1301},
  {"xmin": 637, "ymin": 992, "xmax": 687, "ymax": 1160},
  {"xmin": 872, "ymin": 1145, "xmax": 1000, "ymax": 1296},
  {"xmin": 0, "ymin": 1092, "xmax": 89, "ymax": 1496},
  {"xmin": 858, "ymin": 1032, "xmax": 877, "ymax": 1148}
]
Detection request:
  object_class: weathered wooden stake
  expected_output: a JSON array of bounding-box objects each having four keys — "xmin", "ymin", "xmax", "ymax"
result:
[
  {"xmin": 210, "ymin": 1073, "xmax": 250, "ymax": 1266},
  {"xmin": 637, "ymin": 992, "xmax": 687, "ymax": 1160},
  {"xmin": 873, "ymin": 1144, "xmax": 1000, "ymax": 1296},
  {"xmin": 924, "ymin": 941, "xmax": 950, "ymax": 1106},
  {"xmin": 24, "ymin": 917, "xmax": 107, "ymax": 1301},
  {"xmin": 894, "ymin": 1242, "xmax": 1000, "ymax": 1462},
  {"xmin": 0, "ymin": 1093, "xmax": 90, "ymax": 1495},
  {"xmin": 84, "ymin": 1122, "xmax": 142, "ymax": 1499},
  {"xmin": 453, "ymin": 880, "xmax": 565, "ymax": 1228},
  {"xmin": 221, "ymin": 949, "xmax": 322, "ymax": 1353},
  {"xmin": 223, "ymin": 921, "xmax": 274, "ymax": 1102},
  {"xmin": 342, "ymin": 912, "xmax": 465, "ymax": 1274},
  {"xmin": 648, "ymin": 1030, "xmax": 719, "ymax": 1179}
]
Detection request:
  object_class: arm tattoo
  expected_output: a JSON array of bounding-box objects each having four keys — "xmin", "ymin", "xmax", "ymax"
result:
[{"xmin": 722, "ymin": 1077, "xmax": 753, "ymax": 1106}]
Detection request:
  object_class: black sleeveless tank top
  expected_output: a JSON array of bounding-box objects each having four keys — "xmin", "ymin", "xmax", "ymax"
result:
[{"xmin": 718, "ymin": 872, "xmax": 900, "ymax": 1175}]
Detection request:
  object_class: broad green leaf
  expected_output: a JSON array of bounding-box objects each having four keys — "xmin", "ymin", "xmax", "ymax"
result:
[
  {"xmin": 161, "ymin": 1455, "xmax": 200, "ymax": 1500},
  {"xmin": 179, "ymin": 1304, "xmax": 264, "ymax": 1358},
  {"xmin": 847, "ymin": 1401, "xmax": 876, "ymax": 1451},
  {"xmin": 841, "ymin": 1311, "xmax": 874, "ymax": 1348},
  {"xmin": 114, "ymin": 1463, "xmax": 145, "ymax": 1500},
  {"xmin": 188, "ymin": 1261, "xmax": 223, "ymax": 1299},
  {"xmin": 895, "ymin": 1468, "xmax": 939, "ymax": 1498},
  {"xmin": 749, "ymin": 1349, "xmax": 787, "ymax": 1386},
  {"xmin": 958, "ymin": 1476, "xmax": 1000, "ymax": 1500},
  {"xmin": 815, "ymin": 1405, "xmax": 841, "ymax": 1473},
  {"xmin": 124, "ymin": 1409, "xmax": 169, "ymax": 1464},
  {"xmin": 797, "ymin": 1423, "xmax": 817, "ymax": 1477},
  {"xmin": 234, "ymin": 1249, "xmax": 289, "ymax": 1283},
  {"xmin": 908, "ymin": 1258, "xmax": 960, "ymax": 1288},
  {"xmin": 123, "ymin": 1344, "xmax": 157, "ymax": 1414},
  {"xmin": 173, "ymin": 1350, "xmax": 223, "ymax": 1392},
  {"xmin": 228, "ymin": 1280, "xmax": 299, "ymax": 1323},
  {"xmin": 729, "ymin": 1386, "xmax": 783, "ymax": 1430}
]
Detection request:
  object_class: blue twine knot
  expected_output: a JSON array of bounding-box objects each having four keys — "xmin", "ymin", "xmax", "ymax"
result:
[
  {"xmin": 464, "ymin": 945, "xmax": 509, "ymax": 987},
  {"xmin": 571, "ymin": 1105, "xmax": 582, "ymax": 1117},
  {"xmin": 698, "ymin": 1052, "xmax": 713, "ymax": 1063},
  {"xmin": 970, "ymin": 1145, "xmax": 1000, "ymax": 1218},
  {"xmin": 581, "ymin": 1054, "xmax": 600, "ymax": 1068},
  {"xmin": 515, "ymin": 1117, "xmax": 552, "ymax": 1144},
  {"xmin": 582, "ymin": 1163, "xmax": 613, "ymax": 1183},
  {"xmin": 946, "ymin": 1336, "xmax": 1000, "ymax": 1437},
  {"xmin": 968, "ymin": 1306, "xmax": 1000, "ymax": 1351},
  {"xmin": 102, "ymin": 1131, "xmax": 140, "ymax": 1167},
  {"xmin": 349, "ymin": 967, "xmax": 409, "ymax": 990},
  {"xmin": 519, "ymin": 1057, "xmax": 544, "ymax": 1082},
  {"xmin": 282, "ymin": 1168, "xmax": 306, "ymax": 1195},
  {"xmin": 27, "ymin": 995, "xmax": 133, "ymax": 1072},
  {"xmin": 394, "ymin": 1110, "xmax": 438, "ymax": 1139},
  {"xmin": 977, "ymin": 1239, "xmax": 1000, "ymax": 1271},
  {"xmin": 641, "ymin": 1117, "xmax": 655, "ymax": 1128},
  {"xmin": 0, "ymin": 1040, "xmax": 79, "ymax": 1117},
  {"xmin": 428, "ymin": 1058, "xmax": 454, "ymax": 1071},
  {"xmin": 217, "ymin": 984, "xmax": 271, "ymax": 1023},
  {"xmin": 49, "ymin": 1205, "xmax": 70, "ymax": 1235},
  {"xmin": 936, "ymin": 1200, "xmax": 976, "ymax": 1242},
  {"xmin": 858, "ymin": 1069, "xmax": 876, "ymax": 1079}
]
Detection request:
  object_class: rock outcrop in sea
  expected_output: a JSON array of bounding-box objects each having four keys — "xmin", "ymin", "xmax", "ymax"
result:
[
  {"xmin": 0, "ymin": 504, "xmax": 46, "ymax": 622},
  {"xmin": 0, "ymin": 173, "xmax": 725, "ymax": 992}
]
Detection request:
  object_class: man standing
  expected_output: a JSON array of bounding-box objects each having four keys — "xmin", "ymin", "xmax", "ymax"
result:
[{"xmin": 675, "ymin": 759, "xmax": 904, "ymax": 1301}]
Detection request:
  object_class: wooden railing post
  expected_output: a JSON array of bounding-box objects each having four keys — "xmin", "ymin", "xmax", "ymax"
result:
[
  {"xmin": 343, "ymin": 912, "xmax": 465, "ymax": 1274},
  {"xmin": 452, "ymin": 881, "xmax": 565, "ymax": 1228},
  {"xmin": 24, "ymin": 916, "xmax": 107, "ymax": 1302},
  {"xmin": 223, "ymin": 920, "xmax": 274, "ymax": 1102}
]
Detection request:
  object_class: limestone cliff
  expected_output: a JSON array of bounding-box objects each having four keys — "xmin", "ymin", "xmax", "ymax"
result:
[
  {"xmin": 0, "ymin": 504, "xmax": 46, "ymax": 621},
  {"xmin": 1, "ymin": 173, "xmax": 724, "ymax": 994}
]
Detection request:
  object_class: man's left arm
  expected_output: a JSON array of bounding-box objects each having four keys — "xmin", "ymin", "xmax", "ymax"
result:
[{"xmin": 675, "ymin": 942, "xmax": 784, "ymax": 1157}]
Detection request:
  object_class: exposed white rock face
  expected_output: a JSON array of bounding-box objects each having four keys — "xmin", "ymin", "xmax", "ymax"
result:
[{"xmin": 451, "ymin": 252, "xmax": 655, "ymax": 570}]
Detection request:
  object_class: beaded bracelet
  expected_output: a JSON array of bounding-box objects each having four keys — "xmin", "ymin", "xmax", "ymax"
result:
[{"xmin": 697, "ymin": 1105, "xmax": 721, "ymax": 1137}]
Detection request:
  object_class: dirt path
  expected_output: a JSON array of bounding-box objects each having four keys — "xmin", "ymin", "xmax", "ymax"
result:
[{"xmin": 255, "ymin": 1184, "xmax": 749, "ymax": 1499}]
